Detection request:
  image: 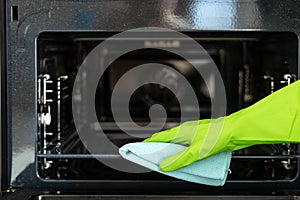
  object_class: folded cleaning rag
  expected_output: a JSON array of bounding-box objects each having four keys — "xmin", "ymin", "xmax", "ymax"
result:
[{"xmin": 119, "ymin": 142, "xmax": 232, "ymax": 186}]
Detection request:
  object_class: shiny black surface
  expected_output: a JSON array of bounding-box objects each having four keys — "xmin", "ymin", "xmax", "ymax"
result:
[
  {"xmin": 3, "ymin": 0, "xmax": 300, "ymax": 196},
  {"xmin": 1, "ymin": 0, "xmax": 7, "ymax": 192},
  {"xmin": 29, "ymin": 195, "xmax": 300, "ymax": 200}
]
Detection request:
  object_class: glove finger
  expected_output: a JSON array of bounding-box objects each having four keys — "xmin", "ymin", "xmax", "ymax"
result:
[
  {"xmin": 143, "ymin": 126, "xmax": 180, "ymax": 143},
  {"xmin": 159, "ymin": 146, "xmax": 199, "ymax": 172},
  {"xmin": 144, "ymin": 119, "xmax": 211, "ymax": 145}
]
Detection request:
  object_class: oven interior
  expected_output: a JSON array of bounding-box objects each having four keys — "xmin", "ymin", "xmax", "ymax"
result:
[{"xmin": 36, "ymin": 32, "xmax": 299, "ymax": 182}]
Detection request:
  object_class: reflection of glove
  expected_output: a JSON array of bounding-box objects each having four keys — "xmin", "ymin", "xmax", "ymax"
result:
[{"xmin": 144, "ymin": 80, "xmax": 300, "ymax": 172}]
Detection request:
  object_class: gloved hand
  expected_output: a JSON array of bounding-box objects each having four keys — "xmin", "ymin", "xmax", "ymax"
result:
[{"xmin": 144, "ymin": 80, "xmax": 300, "ymax": 172}]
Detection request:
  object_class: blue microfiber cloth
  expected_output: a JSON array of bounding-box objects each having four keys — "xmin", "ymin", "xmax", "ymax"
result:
[{"xmin": 119, "ymin": 142, "xmax": 232, "ymax": 186}]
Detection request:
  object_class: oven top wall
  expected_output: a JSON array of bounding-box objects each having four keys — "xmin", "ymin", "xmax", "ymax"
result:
[{"xmin": 4, "ymin": 0, "xmax": 300, "ymax": 194}]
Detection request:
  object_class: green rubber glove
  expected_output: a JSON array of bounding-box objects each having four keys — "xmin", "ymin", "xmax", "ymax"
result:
[{"xmin": 144, "ymin": 80, "xmax": 300, "ymax": 172}]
